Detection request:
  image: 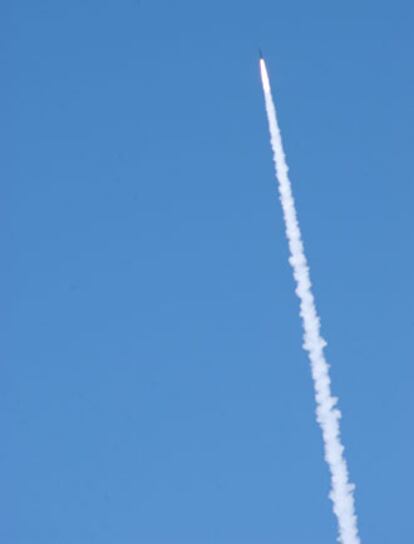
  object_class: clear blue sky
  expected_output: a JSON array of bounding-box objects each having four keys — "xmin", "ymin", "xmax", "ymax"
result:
[{"xmin": 2, "ymin": 1, "xmax": 413, "ymax": 542}]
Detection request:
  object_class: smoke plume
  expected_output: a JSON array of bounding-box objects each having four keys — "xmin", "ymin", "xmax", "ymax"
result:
[{"xmin": 259, "ymin": 57, "xmax": 360, "ymax": 544}]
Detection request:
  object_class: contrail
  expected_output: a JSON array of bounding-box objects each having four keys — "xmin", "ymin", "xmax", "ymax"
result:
[{"xmin": 259, "ymin": 56, "xmax": 360, "ymax": 543}]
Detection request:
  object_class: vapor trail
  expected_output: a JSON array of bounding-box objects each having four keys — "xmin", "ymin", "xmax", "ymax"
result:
[{"xmin": 259, "ymin": 58, "xmax": 360, "ymax": 544}]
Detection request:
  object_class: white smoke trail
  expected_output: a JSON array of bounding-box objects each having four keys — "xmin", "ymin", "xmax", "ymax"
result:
[{"xmin": 259, "ymin": 58, "xmax": 360, "ymax": 544}]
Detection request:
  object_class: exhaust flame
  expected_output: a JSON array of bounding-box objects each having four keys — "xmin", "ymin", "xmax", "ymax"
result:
[{"xmin": 259, "ymin": 58, "xmax": 271, "ymax": 93}]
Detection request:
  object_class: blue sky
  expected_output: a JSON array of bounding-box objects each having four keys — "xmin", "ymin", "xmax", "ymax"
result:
[{"xmin": 2, "ymin": 1, "xmax": 413, "ymax": 542}]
